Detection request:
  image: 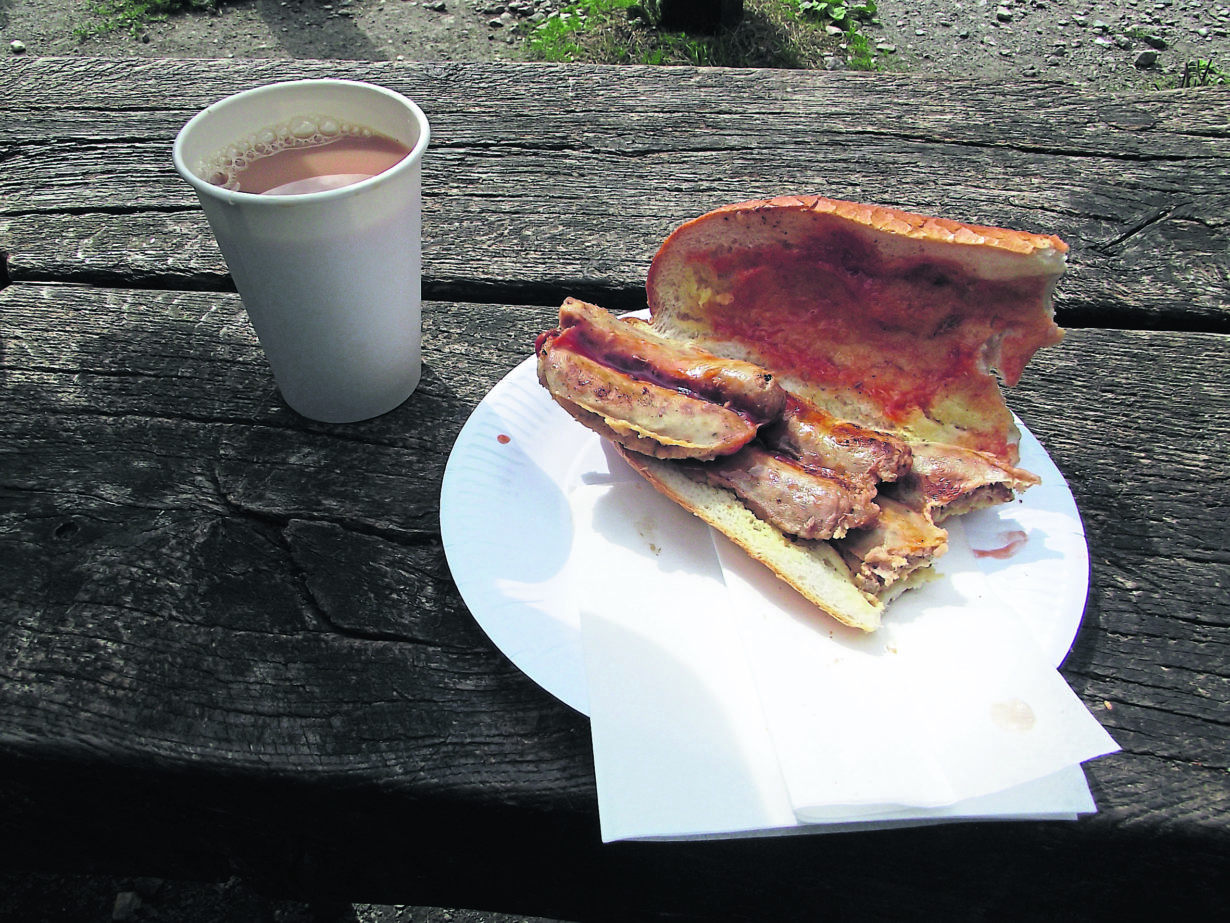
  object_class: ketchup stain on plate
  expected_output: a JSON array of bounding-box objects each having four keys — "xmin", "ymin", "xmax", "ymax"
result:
[
  {"xmin": 496, "ymin": 433, "xmax": 512, "ymax": 444},
  {"xmin": 972, "ymin": 529, "xmax": 1029, "ymax": 560}
]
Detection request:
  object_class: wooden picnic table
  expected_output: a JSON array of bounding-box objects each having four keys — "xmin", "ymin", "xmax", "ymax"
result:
[{"xmin": 1, "ymin": 57, "xmax": 1227, "ymax": 921}]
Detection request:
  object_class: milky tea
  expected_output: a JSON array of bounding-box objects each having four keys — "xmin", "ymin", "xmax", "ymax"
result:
[
  {"xmin": 204, "ymin": 114, "xmax": 412, "ymax": 195},
  {"xmin": 174, "ymin": 79, "xmax": 430, "ymax": 422}
]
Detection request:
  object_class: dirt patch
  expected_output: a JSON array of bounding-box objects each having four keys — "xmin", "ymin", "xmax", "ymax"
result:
[
  {"xmin": 2, "ymin": 0, "xmax": 1226, "ymax": 91},
  {"xmin": 0, "ymin": 0, "xmax": 528, "ymax": 62},
  {"xmin": 867, "ymin": 0, "xmax": 1226, "ymax": 90}
]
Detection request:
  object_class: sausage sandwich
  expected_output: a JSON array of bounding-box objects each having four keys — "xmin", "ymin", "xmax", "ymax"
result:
[{"xmin": 535, "ymin": 196, "xmax": 1068, "ymax": 631}]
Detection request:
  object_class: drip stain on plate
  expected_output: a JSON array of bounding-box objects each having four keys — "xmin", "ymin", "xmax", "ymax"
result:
[
  {"xmin": 991, "ymin": 698, "xmax": 1037, "ymax": 732},
  {"xmin": 972, "ymin": 529, "xmax": 1029, "ymax": 559}
]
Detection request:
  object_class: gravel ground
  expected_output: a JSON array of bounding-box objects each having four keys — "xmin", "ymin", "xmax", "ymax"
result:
[
  {"xmin": 0, "ymin": 0, "xmax": 1224, "ymax": 920},
  {"xmin": 0, "ymin": 0, "xmax": 1226, "ymax": 90},
  {"xmin": 872, "ymin": 0, "xmax": 1226, "ymax": 88}
]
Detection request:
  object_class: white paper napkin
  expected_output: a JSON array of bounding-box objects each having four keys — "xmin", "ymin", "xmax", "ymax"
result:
[
  {"xmin": 572, "ymin": 480, "xmax": 1119, "ymax": 843},
  {"xmin": 577, "ymin": 479, "xmax": 796, "ymax": 841},
  {"xmin": 717, "ymin": 521, "xmax": 1119, "ymax": 820}
]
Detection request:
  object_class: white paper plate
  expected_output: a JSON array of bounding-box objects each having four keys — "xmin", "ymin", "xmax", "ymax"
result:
[{"xmin": 441, "ymin": 354, "xmax": 1089, "ymax": 715}]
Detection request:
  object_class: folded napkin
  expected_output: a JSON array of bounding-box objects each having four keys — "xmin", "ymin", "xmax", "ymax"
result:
[{"xmin": 572, "ymin": 474, "xmax": 1119, "ymax": 843}]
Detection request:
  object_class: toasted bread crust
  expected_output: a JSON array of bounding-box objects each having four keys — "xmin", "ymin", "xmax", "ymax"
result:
[
  {"xmin": 665, "ymin": 196, "xmax": 1068, "ymax": 269},
  {"xmin": 645, "ymin": 195, "xmax": 1066, "ymax": 463},
  {"xmin": 615, "ymin": 446, "xmax": 884, "ymax": 631}
]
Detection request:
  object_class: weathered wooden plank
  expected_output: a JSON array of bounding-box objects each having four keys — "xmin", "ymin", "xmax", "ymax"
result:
[
  {"xmin": 1, "ymin": 280, "xmax": 1228, "ymax": 916},
  {"xmin": 0, "ymin": 750, "xmax": 1224, "ymax": 922},
  {"xmin": 2, "ymin": 59, "xmax": 1226, "ymax": 325},
  {"xmin": 4, "ymin": 59, "xmax": 1228, "ymax": 152},
  {"xmin": 0, "ymin": 284, "xmax": 551, "ymax": 537},
  {"xmin": 0, "ymin": 290, "xmax": 591, "ymax": 811},
  {"xmin": 3, "ymin": 281, "xmax": 1226, "ymax": 780},
  {"xmin": 1008, "ymin": 327, "xmax": 1230, "ymax": 782},
  {"xmin": 2, "ymin": 55, "xmax": 1227, "ymax": 920}
]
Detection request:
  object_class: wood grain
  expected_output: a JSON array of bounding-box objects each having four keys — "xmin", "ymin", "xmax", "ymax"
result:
[
  {"xmin": 1, "ymin": 58, "xmax": 1228, "ymax": 921},
  {"xmin": 2, "ymin": 280, "xmax": 1227, "ymax": 918},
  {"xmin": 2, "ymin": 59, "xmax": 1227, "ymax": 326}
]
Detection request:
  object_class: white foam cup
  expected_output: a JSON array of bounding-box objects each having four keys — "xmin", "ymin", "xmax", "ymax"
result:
[{"xmin": 173, "ymin": 80, "xmax": 430, "ymax": 422}]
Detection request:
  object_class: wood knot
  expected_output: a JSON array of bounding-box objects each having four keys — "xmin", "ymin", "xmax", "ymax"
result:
[{"xmin": 1096, "ymin": 105, "xmax": 1158, "ymax": 131}]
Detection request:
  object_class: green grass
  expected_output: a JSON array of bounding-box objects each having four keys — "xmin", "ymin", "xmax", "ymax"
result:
[
  {"xmin": 1149, "ymin": 56, "xmax": 1227, "ymax": 90},
  {"xmin": 522, "ymin": 0, "xmax": 882, "ymax": 70},
  {"xmin": 792, "ymin": 0, "xmax": 880, "ymax": 69},
  {"xmin": 74, "ymin": 0, "xmax": 218, "ymax": 41},
  {"xmin": 1179, "ymin": 58, "xmax": 1226, "ymax": 87}
]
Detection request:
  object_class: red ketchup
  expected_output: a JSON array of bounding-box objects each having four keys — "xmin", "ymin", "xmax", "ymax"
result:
[{"xmin": 972, "ymin": 530, "xmax": 1029, "ymax": 559}]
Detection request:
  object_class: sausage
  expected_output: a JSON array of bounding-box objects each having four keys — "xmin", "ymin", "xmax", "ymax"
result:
[
  {"xmin": 537, "ymin": 332, "xmax": 759, "ymax": 460},
  {"xmin": 697, "ymin": 446, "xmax": 880, "ymax": 541},
  {"xmin": 556, "ymin": 298, "xmax": 787, "ymax": 423},
  {"xmin": 833, "ymin": 497, "xmax": 949, "ymax": 595},
  {"xmin": 766, "ymin": 398, "xmax": 913, "ymax": 485},
  {"xmin": 891, "ymin": 441, "xmax": 1041, "ymax": 522}
]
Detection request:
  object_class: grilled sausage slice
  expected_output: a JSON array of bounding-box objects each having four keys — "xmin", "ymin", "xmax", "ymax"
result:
[
  {"xmin": 767, "ymin": 397, "xmax": 913, "ymax": 485},
  {"xmin": 893, "ymin": 442, "xmax": 1042, "ymax": 522},
  {"xmin": 697, "ymin": 446, "xmax": 880, "ymax": 541},
  {"xmin": 833, "ymin": 497, "xmax": 949, "ymax": 596},
  {"xmin": 556, "ymin": 298, "xmax": 787, "ymax": 423},
  {"xmin": 536, "ymin": 299, "xmax": 786, "ymax": 460},
  {"xmin": 536, "ymin": 333, "xmax": 759, "ymax": 460}
]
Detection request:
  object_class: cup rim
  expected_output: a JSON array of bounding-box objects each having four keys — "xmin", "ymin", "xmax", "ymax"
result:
[{"xmin": 172, "ymin": 78, "xmax": 430, "ymax": 206}]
